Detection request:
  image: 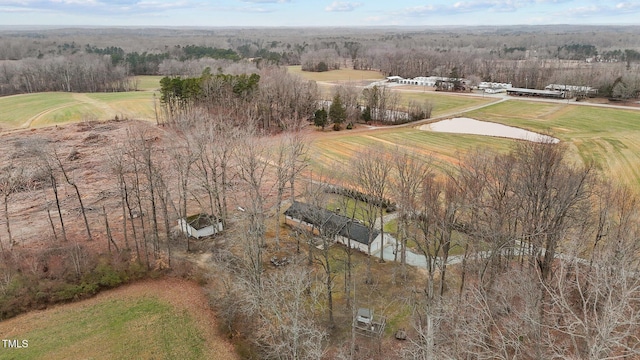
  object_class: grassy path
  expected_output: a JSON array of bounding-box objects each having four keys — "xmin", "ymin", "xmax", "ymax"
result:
[{"xmin": 20, "ymin": 101, "xmax": 82, "ymax": 128}]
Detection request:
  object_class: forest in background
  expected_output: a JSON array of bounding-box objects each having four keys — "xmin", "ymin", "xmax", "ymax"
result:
[{"xmin": 1, "ymin": 25, "xmax": 640, "ymax": 98}]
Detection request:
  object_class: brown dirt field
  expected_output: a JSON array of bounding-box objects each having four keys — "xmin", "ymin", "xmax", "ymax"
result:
[
  {"xmin": 0, "ymin": 277, "xmax": 239, "ymax": 359},
  {"xmin": 0, "ymin": 119, "xmax": 167, "ymax": 251}
]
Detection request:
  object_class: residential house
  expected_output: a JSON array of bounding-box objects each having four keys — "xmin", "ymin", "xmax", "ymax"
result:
[{"xmin": 284, "ymin": 201, "xmax": 392, "ymax": 254}]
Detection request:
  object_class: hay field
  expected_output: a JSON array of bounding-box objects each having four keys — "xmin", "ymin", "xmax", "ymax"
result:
[
  {"xmin": 0, "ymin": 93, "xmax": 79, "ymax": 129},
  {"xmin": 288, "ymin": 65, "xmax": 384, "ymax": 82},
  {"xmin": 135, "ymin": 75, "xmax": 163, "ymax": 91},
  {"xmin": 399, "ymin": 91, "xmax": 495, "ymax": 117},
  {"xmin": 308, "ymin": 127, "xmax": 514, "ymax": 179},
  {"xmin": 0, "ymin": 278, "xmax": 238, "ymax": 360}
]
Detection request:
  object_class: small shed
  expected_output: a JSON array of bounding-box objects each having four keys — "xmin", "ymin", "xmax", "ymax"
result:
[{"xmin": 178, "ymin": 213, "xmax": 223, "ymax": 238}]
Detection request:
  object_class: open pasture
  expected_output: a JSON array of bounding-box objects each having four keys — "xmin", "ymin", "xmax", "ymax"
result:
[
  {"xmin": 464, "ymin": 101, "xmax": 640, "ymax": 189},
  {"xmin": 398, "ymin": 91, "xmax": 496, "ymax": 118},
  {"xmin": 0, "ymin": 90, "xmax": 156, "ymax": 131},
  {"xmin": 308, "ymin": 127, "xmax": 515, "ymax": 179},
  {"xmin": 288, "ymin": 65, "xmax": 385, "ymax": 83},
  {"xmin": 135, "ymin": 75, "xmax": 163, "ymax": 91},
  {"xmin": 309, "ymin": 98, "xmax": 640, "ymax": 190},
  {"xmin": 0, "ymin": 93, "xmax": 80, "ymax": 129},
  {"xmin": 0, "ymin": 278, "xmax": 237, "ymax": 360}
]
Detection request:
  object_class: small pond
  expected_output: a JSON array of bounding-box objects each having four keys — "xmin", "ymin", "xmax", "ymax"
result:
[{"xmin": 419, "ymin": 117, "xmax": 559, "ymax": 143}]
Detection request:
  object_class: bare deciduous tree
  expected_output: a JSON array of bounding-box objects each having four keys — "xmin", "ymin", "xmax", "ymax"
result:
[
  {"xmin": 350, "ymin": 146, "xmax": 392, "ymax": 282},
  {"xmin": 256, "ymin": 263, "xmax": 327, "ymax": 359}
]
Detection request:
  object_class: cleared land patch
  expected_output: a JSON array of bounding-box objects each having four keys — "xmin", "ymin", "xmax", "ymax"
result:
[
  {"xmin": 0, "ymin": 278, "xmax": 238, "ymax": 360},
  {"xmin": 288, "ymin": 65, "xmax": 384, "ymax": 82}
]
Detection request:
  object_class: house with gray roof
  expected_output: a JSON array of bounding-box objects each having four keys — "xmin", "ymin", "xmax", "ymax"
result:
[{"xmin": 284, "ymin": 201, "xmax": 392, "ymax": 254}]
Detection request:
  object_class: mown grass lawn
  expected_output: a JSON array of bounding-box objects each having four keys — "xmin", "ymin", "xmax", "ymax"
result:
[{"xmin": 0, "ymin": 296, "xmax": 205, "ymax": 360}]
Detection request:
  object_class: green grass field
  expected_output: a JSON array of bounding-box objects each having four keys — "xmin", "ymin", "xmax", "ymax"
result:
[
  {"xmin": 0, "ymin": 90, "xmax": 156, "ymax": 130},
  {"xmin": 464, "ymin": 101, "xmax": 640, "ymax": 189},
  {"xmin": 309, "ymin": 98, "xmax": 640, "ymax": 190},
  {"xmin": 0, "ymin": 296, "xmax": 205, "ymax": 360},
  {"xmin": 288, "ymin": 65, "xmax": 384, "ymax": 82},
  {"xmin": 135, "ymin": 75, "xmax": 163, "ymax": 91},
  {"xmin": 0, "ymin": 93, "xmax": 80, "ymax": 129},
  {"xmin": 399, "ymin": 91, "xmax": 496, "ymax": 118},
  {"xmin": 2, "ymin": 71, "xmax": 640, "ymax": 190},
  {"xmin": 308, "ymin": 127, "xmax": 515, "ymax": 180}
]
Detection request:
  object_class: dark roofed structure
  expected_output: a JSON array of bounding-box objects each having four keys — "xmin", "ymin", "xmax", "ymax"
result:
[
  {"xmin": 178, "ymin": 213, "xmax": 223, "ymax": 238},
  {"xmin": 506, "ymin": 87, "xmax": 564, "ymax": 99},
  {"xmin": 185, "ymin": 213, "xmax": 216, "ymax": 230},
  {"xmin": 284, "ymin": 201, "xmax": 378, "ymax": 245}
]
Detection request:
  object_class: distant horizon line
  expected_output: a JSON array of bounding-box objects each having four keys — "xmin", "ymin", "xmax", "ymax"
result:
[{"xmin": 1, "ymin": 23, "xmax": 639, "ymax": 30}]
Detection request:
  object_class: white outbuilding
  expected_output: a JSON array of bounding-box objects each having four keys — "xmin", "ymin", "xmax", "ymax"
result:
[{"xmin": 178, "ymin": 213, "xmax": 223, "ymax": 238}]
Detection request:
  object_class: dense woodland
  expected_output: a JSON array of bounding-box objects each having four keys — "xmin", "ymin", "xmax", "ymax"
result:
[
  {"xmin": 1, "ymin": 25, "xmax": 640, "ymax": 359},
  {"xmin": 2, "ymin": 26, "xmax": 640, "ymax": 98}
]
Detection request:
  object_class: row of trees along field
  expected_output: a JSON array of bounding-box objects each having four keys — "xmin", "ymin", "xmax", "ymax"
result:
[
  {"xmin": 3, "ymin": 26, "xmax": 640, "ymax": 98},
  {"xmin": 158, "ymin": 66, "xmax": 432, "ymax": 132},
  {"xmin": 2, "ymin": 102, "xmax": 640, "ymax": 358},
  {"xmin": 158, "ymin": 66, "xmax": 319, "ymax": 131}
]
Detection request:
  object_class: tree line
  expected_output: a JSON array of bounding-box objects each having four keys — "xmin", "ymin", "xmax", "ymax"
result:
[
  {"xmin": 158, "ymin": 66, "xmax": 319, "ymax": 131},
  {"xmin": 0, "ymin": 54, "xmax": 134, "ymax": 95},
  {"xmin": 2, "ymin": 26, "xmax": 640, "ymax": 99}
]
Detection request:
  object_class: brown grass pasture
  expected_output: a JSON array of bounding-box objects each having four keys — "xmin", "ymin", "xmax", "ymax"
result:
[{"xmin": 288, "ymin": 65, "xmax": 385, "ymax": 83}]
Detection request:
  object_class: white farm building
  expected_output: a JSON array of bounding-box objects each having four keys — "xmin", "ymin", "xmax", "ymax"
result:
[{"xmin": 397, "ymin": 76, "xmax": 449, "ymax": 87}]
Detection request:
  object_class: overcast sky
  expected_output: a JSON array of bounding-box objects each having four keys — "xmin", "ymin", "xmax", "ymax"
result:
[{"xmin": 0, "ymin": 0, "xmax": 638, "ymax": 27}]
